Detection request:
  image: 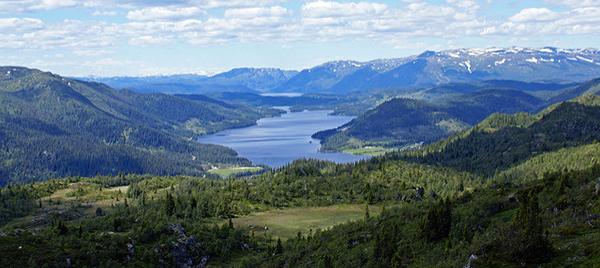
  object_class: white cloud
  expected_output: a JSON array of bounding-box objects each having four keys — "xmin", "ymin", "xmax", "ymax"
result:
[
  {"xmin": 296, "ymin": 0, "xmax": 486, "ymax": 44},
  {"xmin": 0, "ymin": 19, "xmax": 120, "ymax": 51},
  {"xmin": 42, "ymin": 53, "xmax": 64, "ymax": 58},
  {"xmin": 0, "ymin": 18, "xmax": 44, "ymax": 33},
  {"xmin": 128, "ymin": 35, "xmax": 175, "ymax": 46},
  {"xmin": 0, "ymin": 0, "xmax": 78, "ymax": 13},
  {"xmin": 29, "ymin": 59, "xmax": 78, "ymax": 67},
  {"xmin": 33, "ymin": 0, "xmax": 79, "ymax": 10},
  {"xmin": 223, "ymin": 6, "xmax": 291, "ymax": 19},
  {"xmin": 190, "ymin": 0, "xmax": 285, "ymax": 9},
  {"xmin": 445, "ymin": 0, "xmax": 480, "ymax": 13},
  {"xmin": 0, "ymin": 1, "xmax": 498, "ymax": 50},
  {"xmin": 509, "ymin": 8, "xmax": 560, "ymax": 22},
  {"xmin": 544, "ymin": 0, "xmax": 600, "ymax": 8},
  {"xmin": 393, "ymin": 41, "xmax": 442, "ymax": 51},
  {"xmin": 91, "ymin": 10, "xmax": 119, "ymax": 16},
  {"xmin": 126, "ymin": 7, "xmax": 205, "ymax": 21},
  {"xmin": 301, "ymin": 1, "xmax": 388, "ymax": 18},
  {"xmin": 0, "ymin": 0, "xmax": 282, "ymax": 13},
  {"xmin": 74, "ymin": 50, "xmax": 115, "ymax": 56},
  {"xmin": 83, "ymin": 58, "xmax": 140, "ymax": 66},
  {"xmin": 485, "ymin": 6, "xmax": 600, "ymax": 36}
]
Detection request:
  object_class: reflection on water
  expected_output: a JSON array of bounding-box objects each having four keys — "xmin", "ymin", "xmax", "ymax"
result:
[{"xmin": 198, "ymin": 109, "xmax": 369, "ymax": 167}]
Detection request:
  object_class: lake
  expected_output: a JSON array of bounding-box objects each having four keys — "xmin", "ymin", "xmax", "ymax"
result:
[{"xmin": 198, "ymin": 109, "xmax": 369, "ymax": 168}]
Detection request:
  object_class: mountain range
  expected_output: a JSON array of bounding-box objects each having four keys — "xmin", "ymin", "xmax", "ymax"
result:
[
  {"xmin": 79, "ymin": 68, "xmax": 298, "ymax": 94},
  {"xmin": 80, "ymin": 47, "xmax": 600, "ymax": 94}
]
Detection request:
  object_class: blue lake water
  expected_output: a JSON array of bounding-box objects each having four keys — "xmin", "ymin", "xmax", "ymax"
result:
[{"xmin": 198, "ymin": 109, "xmax": 369, "ymax": 168}]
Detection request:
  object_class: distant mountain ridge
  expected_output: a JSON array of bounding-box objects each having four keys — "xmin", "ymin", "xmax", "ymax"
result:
[
  {"xmin": 277, "ymin": 47, "xmax": 600, "ymax": 93},
  {"xmin": 79, "ymin": 68, "xmax": 298, "ymax": 94},
  {"xmin": 79, "ymin": 47, "xmax": 600, "ymax": 95}
]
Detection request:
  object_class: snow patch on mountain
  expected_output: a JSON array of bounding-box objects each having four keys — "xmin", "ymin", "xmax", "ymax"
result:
[
  {"xmin": 494, "ymin": 59, "xmax": 507, "ymax": 66},
  {"xmin": 577, "ymin": 56, "xmax": 594, "ymax": 63},
  {"xmin": 459, "ymin": 61, "xmax": 473, "ymax": 73}
]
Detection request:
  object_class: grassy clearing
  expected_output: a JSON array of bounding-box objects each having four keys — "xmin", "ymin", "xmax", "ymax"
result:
[
  {"xmin": 208, "ymin": 167, "xmax": 263, "ymax": 178},
  {"xmin": 343, "ymin": 147, "xmax": 395, "ymax": 156},
  {"xmin": 228, "ymin": 204, "xmax": 381, "ymax": 241},
  {"xmin": 3, "ymin": 184, "xmax": 133, "ymax": 230}
]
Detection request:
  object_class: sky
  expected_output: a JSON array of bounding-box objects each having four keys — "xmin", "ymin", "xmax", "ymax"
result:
[{"xmin": 1, "ymin": 0, "xmax": 599, "ymax": 77}]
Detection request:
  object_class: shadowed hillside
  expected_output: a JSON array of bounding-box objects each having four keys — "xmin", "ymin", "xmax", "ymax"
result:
[{"xmin": 0, "ymin": 67, "xmax": 280, "ymax": 185}]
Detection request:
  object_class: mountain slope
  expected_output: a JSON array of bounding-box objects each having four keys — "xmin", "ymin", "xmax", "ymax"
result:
[
  {"xmin": 314, "ymin": 87, "xmax": 546, "ymax": 151},
  {"xmin": 444, "ymin": 88, "xmax": 545, "ymax": 125},
  {"xmin": 274, "ymin": 61, "xmax": 370, "ymax": 93},
  {"xmin": 547, "ymin": 77, "xmax": 600, "ymax": 105},
  {"xmin": 278, "ymin": 47, "xmax": 600, "ymax": 93},
  {"xmin": 313, "ymin": 98, "xmax": 469, "ymax": 151},
  {"xmin": 414, "ymin": 79, "xmax": 578, "ymax": 103},
  {"xmin": 0, "ymin": 67, "xmax": 267, "ymax": 185},
  {"xmin": 207, "ymin": 68, "xmax": 298, "ymax": 92},
  {"xmin": 400, "ymin": 94, "xmax": 600, "ymax": 176},
  {"xmin": 80, "ymin": 68, "xmax": 298, "ymax": 94}
]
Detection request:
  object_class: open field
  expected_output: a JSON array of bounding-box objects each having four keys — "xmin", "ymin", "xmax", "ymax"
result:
[
  {"xmin": 343, "ymin": 147, "xmax": 395, "ymax": 156},
  {"xmin": 208, "ymin": 167, "xmax": 264, "ymax": 178},
  {"xmin": 228, "ymin": 204, "xmax": 381, "ymax": 241},
  {"xmin": 3, "ymin": 184, "xmax": 131, "ymax": 230}
]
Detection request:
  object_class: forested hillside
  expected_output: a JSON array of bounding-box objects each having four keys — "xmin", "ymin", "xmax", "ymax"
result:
[
  {"xmin": 0, "ymin": 67, "xmax": 279, "ymax": 185},
  {"xmin": 313, "ymin": 88, "xmax": 545, "ymax": 152},
  {"xmin": 1, "ymin": 94, "xmax": 599, "ymax": 267},
  {"xmin": 312, "ymin": 98, "xmax": 469, "ymax": 151},
  {"xmin": 313, "ymin": 79, "xmax": 600, "ymax": 153},
  {"xmin": 400, "ymin": 94, "xmax": 600, "ymax": 176}
]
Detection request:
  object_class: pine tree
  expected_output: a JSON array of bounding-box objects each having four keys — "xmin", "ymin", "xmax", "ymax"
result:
[
  {"xmin": 420, "ymin": 198, "xmax": 451, "ymax": 242},
  {"xmin": 275, "ymin": 238, "xmax": 283, "ymax": 254},
  {"xmin": 511, "ymin": 189, "xmax": 551, "ymax": 263},
  {"xmin": 164, "ymin": 192, "xmax": 175, "ymax": 216}
]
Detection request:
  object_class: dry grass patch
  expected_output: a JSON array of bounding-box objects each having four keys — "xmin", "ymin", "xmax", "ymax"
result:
[{"xmin": 230, "ymin": 204, "xmax": 381, "ymax": 241}]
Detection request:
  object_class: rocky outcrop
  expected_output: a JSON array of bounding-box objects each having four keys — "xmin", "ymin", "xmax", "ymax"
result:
[{"xmin": 157, "ymin": 222, "xmax": 210, "ymax": 268}]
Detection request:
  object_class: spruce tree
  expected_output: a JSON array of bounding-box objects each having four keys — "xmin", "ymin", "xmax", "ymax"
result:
[{"xmin": 511, "ymin": 189, "xmax": 551, "ymax": 263}]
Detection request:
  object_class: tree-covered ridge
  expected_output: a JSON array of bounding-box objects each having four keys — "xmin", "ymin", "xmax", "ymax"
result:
[
  {"xmin": 1, "ymin": 67, "xmax": 280, "ymax": 137},
  {"xmin": 312, "ymin": 78, "xmax": 600, "ymax": 153},
  {"xmin": 0, "ymin": 66, "xmax": 280, "ymax": 185},
  {"xmin": 314, "ymin": 87, "xmax": 550, "ymax": 152},
  {"xmin": 313, "ymin": 98, "xmax": 466, "ymax": 150},
  {"xmin": 397, "ymin": 94, "xmax": 600, "ymax": 176}
]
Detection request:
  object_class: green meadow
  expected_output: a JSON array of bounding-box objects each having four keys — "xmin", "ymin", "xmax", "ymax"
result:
[{"xmin": 228, "ymin": 204, "xmax": 381, "ymax": 241}]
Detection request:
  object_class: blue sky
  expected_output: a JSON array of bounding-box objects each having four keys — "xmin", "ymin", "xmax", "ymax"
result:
[{"xmin": 1, "ymin": 0, "xmax": 599, "ymax": 77}]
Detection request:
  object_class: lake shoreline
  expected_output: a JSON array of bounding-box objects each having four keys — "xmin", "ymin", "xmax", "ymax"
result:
[{"xmin": 198, "ymin": 109, "xmax": 370, "ymax": 168}]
